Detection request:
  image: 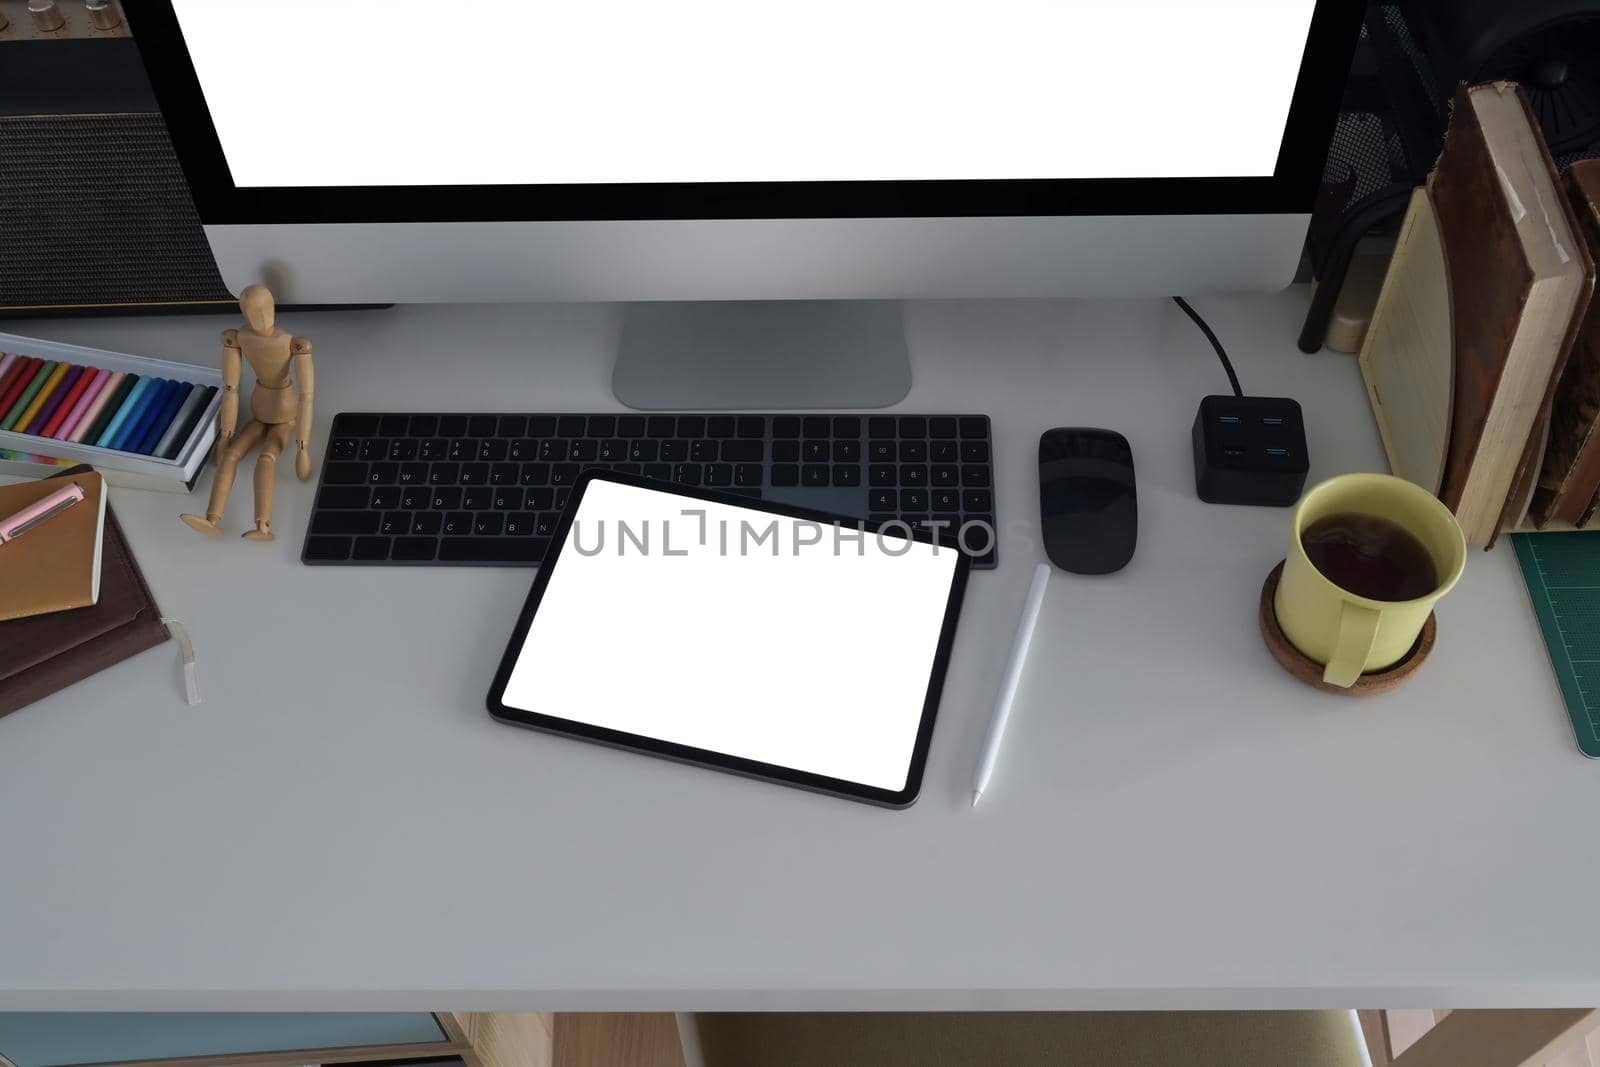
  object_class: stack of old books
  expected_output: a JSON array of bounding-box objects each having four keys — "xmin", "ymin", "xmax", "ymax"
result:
[{"xmin": 1360, "ymin": 82, "xmax": 1600, "ymax": 548}]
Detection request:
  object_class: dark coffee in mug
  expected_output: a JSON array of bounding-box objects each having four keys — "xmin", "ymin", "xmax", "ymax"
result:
[{"xmin": 1300, "ymin": 511, "xmax": 1438, "ymax": 602}]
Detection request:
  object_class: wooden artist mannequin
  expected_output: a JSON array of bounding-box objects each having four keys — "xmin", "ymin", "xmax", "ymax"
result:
[{"xmin": 180, "ymin": 284, "xmax": 314, "ymax": 541}]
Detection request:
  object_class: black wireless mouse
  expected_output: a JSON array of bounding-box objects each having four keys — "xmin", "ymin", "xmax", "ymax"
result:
[{"xmin": 1038, "ymin": 428, "xmax": 1137, "ymax": 574}]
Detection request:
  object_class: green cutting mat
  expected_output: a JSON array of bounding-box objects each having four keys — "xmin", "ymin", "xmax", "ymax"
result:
[{"xmin": 1513, "ymin": 532, "xmax": 1600, "ymax": 758}]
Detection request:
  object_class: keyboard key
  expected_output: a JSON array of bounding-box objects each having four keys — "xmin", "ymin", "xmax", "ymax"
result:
[
  {"xmin": 612, "ymin": 415, "xmax": 642, "ymax": 438},
  {"xmin": 459, "ymin": 462, "xmax": 489, "ymax": 485},
  {"xmin": 324, "ymin": 461, "xmax": 367, "ymax": 484},
  {"xmin": 474, "ymin": 513, "xmax": 506, "ymax": 536},
  {"xmin": 961, "ymin": 465, "xmax": 991, "ymax": 487},
  {"xmin": 368, "ymin": 462, "xmax": 399, "ymax": 485},
  {"xmin": 867, "ymin": 417, "xmax": 895, "ymax": 438},
  {"xmin": 527, "ymin": 416, "xmax": 557, "ymax": 436},
  {"xmin": 677, "ymin": 415, "xmax": 706, "ymax": 437},
  {"xmin": 832, "ymin": 465, "xmax": 860, "ymax": 487},
  {"xmin": 869, "ymin": 489, "xmax": 897, "ymax": 511},
  {"xmin": 674, "ymin": 463, "xmax": 703, "ymax": 486},
  {"xmin": 538, "ymin": 439, "xmax": 565, "ymax": 461},
  {"xmin": 468, "ymin": 415, "xmax": 498, "ymax": 437},
  {"xmin": 961, "ymin": 441, "xmax": 990, "ymax": 462},
  {"xmin": 431, "ymin": 487, "xmax": 462, "ymax": 510},
  {"xmin": 313, "ymin": 511, "xmax": 380, "ymax": 535},
  {"xmin": 334, "ymin": 414, "xmax": 380, "ymax": 436},
  {"xmin": 497, "ymin": 415, "xmax": 527, "ymax": 437},
  {"xmin": 771, "ymin": 464, "xmax": 799, "ymax": 487},
  {"xmin": 737, "ymin": 416, "xmax": 765, "ymax": 438},
  {"xmin": 441, "ymin": 511, "xmax": 472, "ymax": 535},
  {"xmin": 735, "ymin": 463, "xmax": 762, "ymax": 487},
  {"xmin": 797, "ymin": 416, "xmax": 824, "ymax": 438},
  {"xmin": 412, "ymin": 512, "xmax": 442, "ymax": 536},
  {"xmin": 930, "ymin": 441, "xmax": 958, "ymax": 463},
  {"xmin": 900, "ymin": 489, "xmax": 928, "ymax": 510},
  {"xmin": 437, "ymin": 415, "xmax": 468, "ymax": 436},
  {"xmin": 317, "ymin": 486, "xmax": 370, "ymax": 509},
  {"xmin": 899, "ymin": 416, "xmax": 926, "ymax": 437},
  {"xmin": 690, "ymin": 440, "xmax": 717, "ymax": 462},
  {"xmin": 833, "ymin": 440, "xmax": 860, "ymax": 462},
  {"xmin": 438, "ymin": 537, "xmax": 549, "ymax": 563},
  {"xmin": 773, "ymin": 441, "xmax": 800, "ymax": 462},
  {"xmin": 960, "ymin": 416, "xmax": 988, "ymax": 439},
  {"xmin": 358, "ymin": 438, "xmax": 388, "ymax": 461},
  {"xmin": 534, "ymin": 512, "xmax": 560, "ymax": 537},
  {"xmin": 570, "ymin": 440, "xmax": 599, "ymax": 461},
  {"xmin": 587, "ymin": 415, "xmax": 616, "ymax": 437},
  {"xmin": 647, "ymin": 415, "xmax": 675, "ymax": 438},
  {"xmin": 305, "ymin": 535, "xmax": 352, "ymax": 561},
  {"xmin": 930, "ymin": 417, "xmax": 958, "ymax": 438},
  {"xmin": 463, "ymin": 486, "xmax": 493, "ymax": 510},
  {"xmin": 550, "ymin": 463, "xmax": 580, "ymax": 485},
  {"xmin": 931, "ymin": 465, "xmax": 959, "ymax": 487},
  {"xmin": 377, "ymin": 414, "xmax": 408, "ymax": 436},
  {"xmin": 721, "ymin": 440, "xmax": 762, "ymax": 462},
  {"xmin": 557, "ymin": 416, "xmax": 586, "ymax": 437},
  {"xmin": 400, "ymin": 462, "xmax": 429, "ymax": 484},
  {"xmin": 707, "ymin": 416, "xmax": 735, "ymax": 438},
  {"xmin": 329, "ymin": 437, "xmax": 359, "ymax": 460},
  {"xmin": 899, "ymin": 440, "xmax": 927, "ymax": 461},
  {"xmin": 520, "ymin": 462, "xmax": 550, "ymax": 485},
  {"xmin": 868, "ymin": 441, "xmax": 895, "ymax": 463},
  {"xmin": 660, "ymin": 439, "xmax": 688, "ymax": 461},
  {"xmin": 419, "ymin": 438, "xmax": 447, "ymax": 460},
  {"xmin": 900, "ymin": 465, "xmax": 927, "ymax": 487},
  {"xmin": 931, "ymin": 489, "xmax": 960, "ymax": 512},
  {"xmin": 392, "ymin": 537, "xmax": 438, "ymax": 561},
  {"xmin": 553, "ymin": 487, "xmax": 570, "ymax": 508},
  {"xmin": 963, "ymin": 489, "xmax": 994, "ymax": 512},
  {"xmin": 399, "ymin": 486, "xmax": 427, "ymax": 510},
  {"xmin": 447, "ymin": 438, "xmax": 474, "ymax": 461},
  {"xmin": 388, "ymin": 439, "xmax": 418, "ymax": 461},
  {"xmin": 869, "ymin": 464, "xmax": 896, "ymax": 486},
  {"xmin": 352, "ymin": 536, "xmax": 390, "ymax": 561},
  {"xmin": 615, "ymin": 463, "xmax": 641, "ymax": 475},
  {"xmin": 526, "ymin": 487, "xmax": 554, "ymax": 510},
  {"xmin": 833, "ymin": 416, "xmax": 860, "ymax": 438},
  {"xmin": 370, "ymin": 486, "xmax": 401, "ymax": 509},
  {"xmin": 645, "ymin": 463, "xmax": 673, "ymax": 481},
  {"xmin": 504, "ymin": 512, "xmax": 535, "ymax": 536},
  {"xmin": 478, "ymin": 439, "xmax": 507, "ymax": 461},
  {"xmin": 494, "ymin": 487, "xmax": 524, "ymax": 510},
  {"xmin": 705, "ymin": 463, "xmax": 733, "ymax": 486},
  {"xmin": 491, "ymin": 462, "xmax": 519, "ymax": 485},
  {"xmin": 379, "ymin": 511, "xmax": 410, "ymax": 535},
  {"xmin": 773, "ymin": 417, "xmax": 801, "ymax": 438},
  {"xmin": 802, "ymin": 464, "xmax": 829, "ymax": 487},
  {"xmin": 598, "ymin": 439, "xmax": 627, "ymax": 461},
  {"xmin": 628, "ymin": 440, "xmax": 659, "ymax": 462},
  {"xmin": 802, "ymin": 440, "xmax": 829, "ymax": 462}
]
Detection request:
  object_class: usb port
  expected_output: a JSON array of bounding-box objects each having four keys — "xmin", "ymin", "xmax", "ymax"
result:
[
  {"xmin": 1223, "ymin": 447, "xmax": 1245, "ymax": 458},
  {"xmin": 1261, "ymin": 417, "xmax": 1284, "ymax": 426},
  {"xmin": 1217, "ymin": 415, "xmax": 1241, "ymax": 425},
  {"xmin": 1265, "ymin": 447, "xmax": 1290, "ymax": 458}
]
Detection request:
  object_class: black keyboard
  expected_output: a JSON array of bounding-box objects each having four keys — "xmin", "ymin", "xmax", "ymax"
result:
[{"xmin": 302, "ymin": 413, "xmax": 998, "ymax": 568}]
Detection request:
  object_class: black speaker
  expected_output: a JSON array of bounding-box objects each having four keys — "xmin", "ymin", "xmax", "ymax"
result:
[{"xmin": 0, "ymin": 38, "xmax": 234, "ymax": 316}]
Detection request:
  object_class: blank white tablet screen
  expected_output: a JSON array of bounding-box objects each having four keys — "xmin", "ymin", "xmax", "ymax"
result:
[{"xmin": 500, "ymin": 480, "xmax": 961, "ymax": 792}]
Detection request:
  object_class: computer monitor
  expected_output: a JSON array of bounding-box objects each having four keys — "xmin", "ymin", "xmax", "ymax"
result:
[{"xmin": 129, "ymin": 0, "xmax": 1362, "ymax": 409}]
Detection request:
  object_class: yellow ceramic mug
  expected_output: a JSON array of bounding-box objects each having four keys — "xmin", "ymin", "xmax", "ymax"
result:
[{"xmin": 1275, "ymin": 473, "xmax": 1466, "ymax": 688}]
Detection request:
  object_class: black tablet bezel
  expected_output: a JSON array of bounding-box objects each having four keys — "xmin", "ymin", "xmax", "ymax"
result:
[
  {"xmin": 125, "ymin": 0, "xmax": 1365, "ymax": 224},
  {"xmin": 485, "ymin": 469, "xmax": 972, "ymax": 807}
]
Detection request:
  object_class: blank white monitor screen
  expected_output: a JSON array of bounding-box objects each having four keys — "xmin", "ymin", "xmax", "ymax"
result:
[
  {"xmin": 170, "ymin": 0, "xmax": 1318, "ymax": 187},
  {"xmin": 498, "ymin": 479, "xmax": 962, "ymax": 793}
]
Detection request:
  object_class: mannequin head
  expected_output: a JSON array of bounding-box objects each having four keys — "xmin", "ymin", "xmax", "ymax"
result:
[{"xmin": 239, "ymin": 284, "xmax": 276, "ymax": 333}]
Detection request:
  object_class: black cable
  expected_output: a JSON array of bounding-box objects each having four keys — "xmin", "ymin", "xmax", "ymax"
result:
[{"xmin": 1172, "ymin": 296, "xmax": 1243, "ymax": 398}]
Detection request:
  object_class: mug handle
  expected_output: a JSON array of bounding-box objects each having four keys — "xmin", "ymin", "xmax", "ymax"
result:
[{"xmin": 1323, "ymin": 602, "xmax": 1381, "ymax": 688}]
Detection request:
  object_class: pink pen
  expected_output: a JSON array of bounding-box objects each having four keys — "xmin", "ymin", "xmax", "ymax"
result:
[
  {"xmin": 53, "ymin": 367, "xmax": 109, "ymax": 440},
  {"xmin": 0, "ymin": 482, "xmax": 85, "ymax": 544}
]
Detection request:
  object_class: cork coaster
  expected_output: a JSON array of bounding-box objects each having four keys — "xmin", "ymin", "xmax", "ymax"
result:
[{"xmin": 1259, "ymin": 561, "xmax": 1435, "ymax": 696}]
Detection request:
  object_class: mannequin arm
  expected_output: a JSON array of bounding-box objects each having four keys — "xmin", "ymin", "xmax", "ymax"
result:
[
  {"xmin": 292, "ymin": 337, "xmax": 315, "ymax": 479},
  {"xmin": 218, "ymin": 330, "xmax": 242, "ymax": 447}
]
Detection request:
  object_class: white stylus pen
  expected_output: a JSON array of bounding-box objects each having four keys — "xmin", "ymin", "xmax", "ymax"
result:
[{"xmin": 971, "ymin": 562, "xmax": 1051, "ymax": 808}]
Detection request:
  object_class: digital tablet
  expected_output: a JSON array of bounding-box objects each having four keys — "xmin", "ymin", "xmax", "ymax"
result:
[{"xmin": 487, "ymin": 470, "xmax": 971, "ymax": 807}]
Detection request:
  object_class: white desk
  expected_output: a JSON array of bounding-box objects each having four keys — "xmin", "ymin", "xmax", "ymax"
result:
[{"xmin": 1, "ymin": 290, "xmax": 1594, "ymax": 1013}]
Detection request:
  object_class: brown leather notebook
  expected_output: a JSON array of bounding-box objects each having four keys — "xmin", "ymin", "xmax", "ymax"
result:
[
  {"xmin": 1534, "ymin": 161, "xmax": 1600, "ymax": 525},
  {"xmin": 1429, "ymin": 83, "xmax": 1593, "ymax": 546},
  {"xmin": 0, "ymin": 466, "xmax": 169, "ymax": 720},
  {"xmin": 0, "ymin": 470, "xmax": 107, "ymax": 622}
]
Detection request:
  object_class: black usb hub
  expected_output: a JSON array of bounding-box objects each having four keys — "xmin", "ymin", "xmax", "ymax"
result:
[{"xmin": 1192, "ymin": 395, "xmax": 1309, "ymax": 507}]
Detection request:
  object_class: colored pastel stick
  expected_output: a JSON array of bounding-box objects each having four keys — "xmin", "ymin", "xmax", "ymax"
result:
[
  {"xmin": 135, "ymin": 380, "xmax": 192, "ymax": 455},
  {"xmin": 26, "ymin": 364, "xmax": 83, "ymax": 436},
  {"xmin": 103, "ymin": 376, "xmax": 159, "ymax": 451},
  {"xmin": 157, "ymin": 385, "xmax": 215, "ymax": 460},
  {"xmin": 94, "ymin": 374, "xmax": 149, "ymax": 448},
  {"xmin": 39, "ymin": 365, "xmax": 93, "ymax": 438},
  {"xmin": 15, "ymin": 361, "xmax": 69, "ymax": 434},
  {"xmin": 0, "ymin": 357, "xmax": 41, "ymax": 422},
  {"xmin": 123, "ymin": 379, "xmax": 176, "ymax": 455},
  {"xmin": 113, "ymin": 377, "xmax": 170, "ymax": 452},
  {"xmin": 4, "ymin": 360, "xmax": 59, "ymax": 431},
  {"xmin": 0, "ymin": 355, "xmax": 27, "ymax": 409},
  {"xmin": 0, "ymin": 354, "xmax": 16, "ymax": 392},
  {"xmin": 53, "ymin": 367, "xmax": 109, "ymax": 440},
  {"xmin": 84, "ymin": 373, "xmax": 137, "ymax": 445},
  {"xmin": 71, "ymin": 370, "xmax": 125, "ymax": 444}
]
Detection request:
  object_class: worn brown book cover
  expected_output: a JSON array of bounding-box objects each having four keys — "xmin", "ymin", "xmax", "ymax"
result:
[
  {"xmin": 1534, "ymin": 161, "xmax": 1600, "ymax": 525},
  {"xmin": 1429, "ymin": 83, "xmax": 1591, "ymax": 546},
  {"xmin": 0, "ymin": 466, "xmax": 169, "ymax": 719},
  {"xmin": 0, "ymin": 470, "xmax": 107, "ymax": 622}
]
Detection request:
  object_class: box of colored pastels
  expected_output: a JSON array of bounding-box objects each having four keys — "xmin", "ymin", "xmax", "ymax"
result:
[{"xmin": 0, "ymin": 332, "xmax": 224, "ymax": 493}]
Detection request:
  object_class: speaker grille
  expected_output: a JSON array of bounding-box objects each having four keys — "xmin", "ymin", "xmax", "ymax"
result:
[{"xmin": 0, "ymin": 112, "xmax": 233, "ymax": 313}]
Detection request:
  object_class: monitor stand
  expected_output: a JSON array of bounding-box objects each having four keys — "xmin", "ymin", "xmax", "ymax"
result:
[{"xmin": 612, "ymin": 301, "xmax": 911, "ymax": 411}]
